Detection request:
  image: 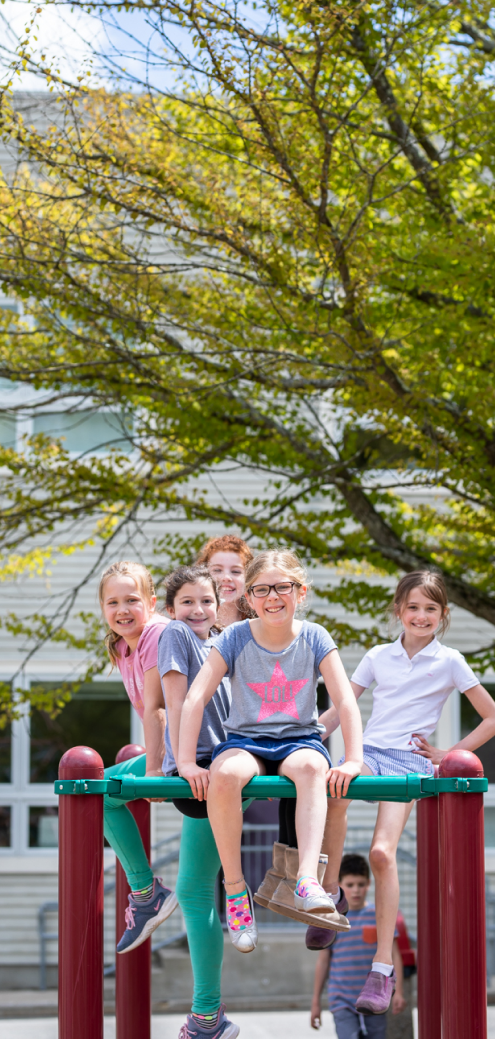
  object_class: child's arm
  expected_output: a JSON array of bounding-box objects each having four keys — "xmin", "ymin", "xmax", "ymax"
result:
[
  {"xmin": 413, "ymin": 683, "xmax": 495, "ymax": 764},
  {"xmin": 161, "ymin": 670, "xmax": 188, "ymax": 765},
  {"xmin": 310, "ymin": 948, "xmax": 331, "ymax": 1030},
  {"xmin": 319, "ymin": 651, "xmax": 363, "ymax": 796},
  {"xmin": 178, "ymin": 647, "xmax": 228, "ymax": 800},
  {"xmin": 319, "ymin": 681, "xmax": 366, "ymax": 738},
  {"xmin": 391, "ymin": 938, "xmax": 407, "ymax": 1014},
  {"xmin": 142, "ymin": 666, "xmax": 167, "ymax": 774}
]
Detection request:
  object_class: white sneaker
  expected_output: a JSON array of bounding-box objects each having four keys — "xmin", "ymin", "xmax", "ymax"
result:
[
  {"xmin": 294, "ymin": 877, "xmax": 336, "ymax": 915},
  {"xmin": 226, "ymin": 885, "xmax": 258, "ymax": 953}
]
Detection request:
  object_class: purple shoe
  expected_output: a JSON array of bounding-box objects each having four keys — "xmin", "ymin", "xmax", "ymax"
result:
[
  {"xmin": 305, "ymin": 887, "xmax": 349, "ymax": 950},
  {"xmin": 355, "ymin": 969, "xmax": 396, "ymax": 1015}
]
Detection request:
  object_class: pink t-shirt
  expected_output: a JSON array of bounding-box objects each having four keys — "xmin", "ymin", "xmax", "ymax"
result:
[{"xmin": 115, "ymin": 615, "xmax": 170, "ymax": 718}]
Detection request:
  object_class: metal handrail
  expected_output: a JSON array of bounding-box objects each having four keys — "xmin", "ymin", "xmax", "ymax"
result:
[{"xmin": 38, "ymin": 831, "xmax": 182, "ymax": 989}]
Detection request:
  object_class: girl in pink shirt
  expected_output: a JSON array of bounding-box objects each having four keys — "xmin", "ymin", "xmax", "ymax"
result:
[{"xmin": 100, "ymin": 560, "xmax": 178, "ymax": 954}]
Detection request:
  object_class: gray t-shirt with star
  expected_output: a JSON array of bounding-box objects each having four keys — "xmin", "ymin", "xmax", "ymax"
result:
[{"xmin": 213, "ymin": 619, "xmax": 337, "ymax": 740}]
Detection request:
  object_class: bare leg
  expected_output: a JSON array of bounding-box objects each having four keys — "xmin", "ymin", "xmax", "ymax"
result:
[
  {"xmin": 321, "ymin": 762, "xmax": 374, "ymax": 892},
  {"xmin": 279, "ymin": 751, "xmax": 329, "ymax": 879},
  {"xmin": 320, "ymin": 798, "xmax": 349, "ymax": 892},
  {"xmin": 207, "ymin": 748, "xmax": 265, "ymax": 896},
  {"xmin": 370, "ymin": 800, "xmax": 414, "ymax": 965}
]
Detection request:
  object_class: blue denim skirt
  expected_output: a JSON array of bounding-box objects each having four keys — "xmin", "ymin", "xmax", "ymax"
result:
[{"xmin": 211, "ymin": 732, "xmax": 332, "ymax": 774}]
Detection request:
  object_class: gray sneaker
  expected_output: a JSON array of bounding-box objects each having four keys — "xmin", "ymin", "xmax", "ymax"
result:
[
  {"xmin": 117, "ymin": 877, "xmax": 178, "ymax": 954},
  {"xmin": 305, "ymin": 886, "xmax": 349, "ymax": 949},
  {"xmin": 178, "ymin": 1005, "xmax": 240, "ymax": 1039}
]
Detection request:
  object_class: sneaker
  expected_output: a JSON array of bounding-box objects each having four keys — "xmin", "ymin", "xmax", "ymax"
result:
[
  {"xmin": 178, "ymin": 1005, "xmax": 240, "ymax": 1039},
  {"xmin": 117, "ymin": 877, "xmax": 178, "ymax": 954},
  {"xmin": 355, "ymin": 969, "xmax": 396, "ymax": 1015},
  {"xmin": 294, "ymin": 876, "xmax": 336, "ymax": 914},
  {"xmin": 306, "ymin": 887, "xmax": 349, "ymax": 950},
  {"xmin": 268, "ymin": 849, "xmax": 349, "ymax": 931},
  {"xmin": 226, "ymin": 885, "xmax": 258, "ymax": 954}
]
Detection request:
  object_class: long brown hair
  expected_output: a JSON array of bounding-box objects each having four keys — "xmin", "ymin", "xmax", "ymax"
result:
[
  {"xmin": 392, "ymin": 570, "xmax": 450, "ymax": 637},
  {"xmin": 99, "ymin": 560, "xmax": 156, "ymax": 666}
]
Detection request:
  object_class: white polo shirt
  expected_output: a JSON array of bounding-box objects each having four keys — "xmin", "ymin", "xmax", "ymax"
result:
[{"xmin": 351, "ymin": 636, "xmax": 478, "ymax": 751}]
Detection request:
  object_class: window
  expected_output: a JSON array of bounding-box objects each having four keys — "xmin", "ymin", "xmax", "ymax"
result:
[
  {"xmin": 0, "ymin": 806, "xmax": 10, "ymax": 847},
  {"xmin": 0, "ymin": 416, "xmax": 16, "ymax": 448},
  {"xmin": 29, "ymin": 806, "xmax": 58, "ymax": 848},
  {"xmin": 0, "ymin": 723, "xmax": 11, "ymax": 782},
  {"xmin": 0, "ymin": 680, "xmax": 131, "ymax": 855},
  {"xmin": 30, "ymin": 682, "xmax": 131, "ymax": 781},
  {"xmin": 32, "ymin": 412, "xmax": 133, "ymax": 454},
  {"xmin": 461, "ymin": 684, "xmax": 495, "ymax": 783}
]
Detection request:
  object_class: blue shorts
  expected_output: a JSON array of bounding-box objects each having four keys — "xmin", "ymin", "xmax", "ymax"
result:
[
  {"xmin": 338, "ymin": 745, "xmax": 433, "ymax": 803},
  {"xmin": 211, "ymin": 732, "xmax": 332, "ymax": 774},
  {"xmin": 362, "ymin": 745, "xmax": 434, "ymax": 778}
]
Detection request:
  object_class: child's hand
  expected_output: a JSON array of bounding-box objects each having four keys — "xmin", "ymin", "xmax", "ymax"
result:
[
  {"xmin": 412, "ymin": 734, "xmax": 446, "ymax": 764},
  {"xmin": 310, "ymin": 1002, "xmax": 322, "ymax": 1029},
  {"xmin": 391, "ymin": 991, "xmax": 407, "ymax": 1014},
  {"xmin": 326, "ymin": 760, "xmax": 362, "ymax": 798},
  {"xmin": 179, "ymin": 762, "xmax": 210, "ymax": 800}
]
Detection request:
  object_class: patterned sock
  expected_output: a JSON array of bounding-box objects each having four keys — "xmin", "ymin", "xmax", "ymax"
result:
[
  {"xmin": 295, "ymin": 876, "xmax": 324, "ymax": 898},
  {"xmin": 131, "ymin": 881, "xmax": 154, "ymax": 903},
  {"xmin": 191, "ymin": 1011, "xmax": 220, "ymax": 1029},
  {"xmin": 226, "ymin": 888, "xmax": 253, "ymax": 931}
]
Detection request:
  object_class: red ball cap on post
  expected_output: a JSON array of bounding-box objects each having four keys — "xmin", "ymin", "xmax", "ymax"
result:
[
  {"xmin": 115, "ymin": 743, "xmax": 146, "ymax": 764},
  {"xmin": 59, "ymin": 745, "xmax": 104, "ymax": 779},
  {"xmin": 438, "ymin": 749, "xmax": 484, "ymax": 778}
]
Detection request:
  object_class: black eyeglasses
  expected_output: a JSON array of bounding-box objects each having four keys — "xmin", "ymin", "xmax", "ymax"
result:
[{"xmin": 247, "ymin": 581, "xmax": 301, "ymax": 599}]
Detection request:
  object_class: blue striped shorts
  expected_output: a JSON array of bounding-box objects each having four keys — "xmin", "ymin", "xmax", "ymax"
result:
[
  {"xmin": 362, "ymin": 745, "xmax": 434, "ymax": 778},
  {"xmin": 338, "ymin": 745, "xmax": 433, "ymax": 777}
]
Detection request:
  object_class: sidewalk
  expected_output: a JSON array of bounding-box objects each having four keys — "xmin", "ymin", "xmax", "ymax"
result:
[{"xmin": 4, "ymin": 1008, "xmax": 495, "ymax": 1038}]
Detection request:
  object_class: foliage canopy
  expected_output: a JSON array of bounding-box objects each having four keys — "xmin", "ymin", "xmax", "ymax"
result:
[{"xmin": 1, "ymin": 0, "xmax": 495, "ymax": 714}]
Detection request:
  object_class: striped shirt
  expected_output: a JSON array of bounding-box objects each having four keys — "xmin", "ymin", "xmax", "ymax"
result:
[{"xmin": 328, "ymin": 904, "xmax": 379, "ymax": 1013}]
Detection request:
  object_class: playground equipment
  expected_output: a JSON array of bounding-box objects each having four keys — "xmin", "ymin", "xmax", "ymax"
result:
[{"xmin": 56, "ymin": 746, "xmax": 487, "ymax": 1039}]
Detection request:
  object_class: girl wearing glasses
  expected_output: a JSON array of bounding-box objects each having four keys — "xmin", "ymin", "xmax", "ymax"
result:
[{"xmin": 178, "ymin": 549, "xmax": 363, "ymax": 954}]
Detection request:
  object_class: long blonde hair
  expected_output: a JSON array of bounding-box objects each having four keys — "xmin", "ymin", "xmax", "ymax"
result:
[{"xmin": 99, "ymin": 560, "xmax": 156, "ymax": 666}]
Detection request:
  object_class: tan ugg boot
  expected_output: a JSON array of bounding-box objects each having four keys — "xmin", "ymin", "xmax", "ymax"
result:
[
  {"xmin": 253, "ymin": 842, "xmax": 288, "ymax": 908},
  {"xmin": 268, "ymin": 847, "xmax": 350, "ymax": 931}
]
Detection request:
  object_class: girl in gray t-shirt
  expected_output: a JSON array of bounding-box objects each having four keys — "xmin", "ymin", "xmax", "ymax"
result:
[{"xmin": 178, "ymin": 549, "xmax": 363, "ymax": 956}]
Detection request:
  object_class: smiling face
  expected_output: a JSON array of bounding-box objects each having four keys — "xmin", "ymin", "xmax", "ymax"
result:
[
  {"xmin": 102, "ymin": 574, "xmax": 156, "ymax": 647},
  {"xmin": 208, "ymin": 551, "xmax": 246, "ymax": 603},
  {"xmin": 340, "ymin": 873, "xmax": 370, "ymax": 911},
  {"xmin": 246, "ymin": 567, "xmax": 306, "ymax": 627},
  {"xmin": 398, "ymin": 586, "xmax": 445, "ymax": 640},
  {"xmin": 166, "ymin": 579, "xmax": 218, "ymax": 640}
]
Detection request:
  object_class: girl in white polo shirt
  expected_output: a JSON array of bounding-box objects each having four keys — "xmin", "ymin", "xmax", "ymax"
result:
[{"xmin": 310, "ymin": 569, "xmax": 495, "ymax": 1017}]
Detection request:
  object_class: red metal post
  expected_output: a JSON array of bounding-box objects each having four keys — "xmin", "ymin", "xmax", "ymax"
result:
[
  {"xmin": 416, "ymin": 795, "xmax": 441, "ymax": 1039},
  {"xmin": 58, "ymin": 746, "xmax": 104, "ymax": 1039},
  {"xmin": 115, "ymin": 744, "xmax": 151, "ymax": 1039},
  {"xmin": 439, "ymin": 750, "xmax": 486, "ymax": 1039}
]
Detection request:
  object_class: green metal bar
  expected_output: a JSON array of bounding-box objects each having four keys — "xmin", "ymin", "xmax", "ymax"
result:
[{"xmin": 54, "ymin": 773, "xmax": 488, "ymax": 802}]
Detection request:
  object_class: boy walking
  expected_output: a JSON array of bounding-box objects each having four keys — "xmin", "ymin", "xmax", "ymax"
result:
[{"xmin": 310, "ymin": 854, "xmax": 406, "ymax": 1038}]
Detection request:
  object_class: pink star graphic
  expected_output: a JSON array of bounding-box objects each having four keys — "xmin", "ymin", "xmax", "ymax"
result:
[{"xmin": 247, "ymin": 661, "xmax": 309, "ymax": 722}]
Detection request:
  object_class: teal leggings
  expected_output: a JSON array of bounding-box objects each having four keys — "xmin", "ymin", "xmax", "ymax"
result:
[{"xmin": 104, "ymin": 754, "xmax": 223, "ymax": 1014}]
